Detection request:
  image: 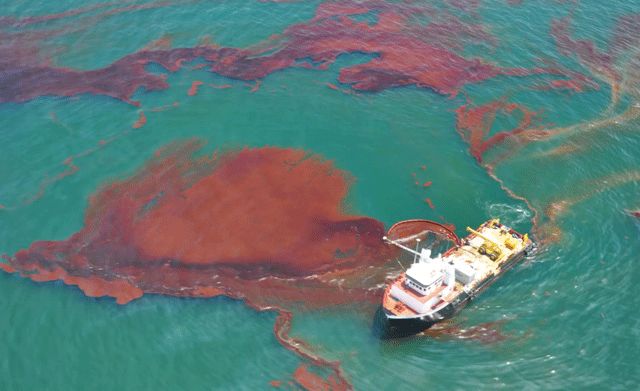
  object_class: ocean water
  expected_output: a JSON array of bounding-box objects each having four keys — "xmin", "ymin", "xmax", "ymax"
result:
[{"xmin": 1, "ymin": 0, "xmax": 639, "ymax": 389}]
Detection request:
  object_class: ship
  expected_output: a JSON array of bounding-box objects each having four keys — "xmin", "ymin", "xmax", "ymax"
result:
[{"xmin": 378, "ymin": 219, "xmax": 534, "ymax": 337}]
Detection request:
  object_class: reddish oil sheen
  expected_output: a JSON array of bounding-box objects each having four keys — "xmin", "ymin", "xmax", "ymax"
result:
[
  {"xmin": 249, "ymin": 80, "xmax": 262, "ymax": 93},
  {"xmin": 143, "ymin": 35, "xmax": 172, "ymax": 51},
  {"xmin": 1, "ymin": 141, "xmax": 393, "ymax": 390},
  {"xmin": 187, "ymin": 80, "xmax": 204, "ymax": 96},
  {"xmin": 273, "ymin": 308, "xmax": 350, "ymax": 390},
  {"xmin": 293, "ymin": 365, "xmax": 348, "ymax": 391},
  {"xmin": 551, "ymin": 16, "xmax": 616, "ymax": 80},
  {"xmin": 543, "ymin": 79, "xmax": 585, "ymax": 93},
  {"xmin": 455, "ymin": 100, "xmax": 539, "ymax": 163},
  {"xmin": 132, "ymin": 111, "xmax": 147, "ymax": 128},
  {"xmin": 551, "ymin": 12, "xmax": 640, "ymax": 86},
  {"xmin": 2, "ymin": 140, "xmax": 389, "ymax": 304},
  {"xmin": 326, "ymin": 83, "xmax": 340, "ymax": 91},
  {"xmin": 0, "ymin": 1, "xmax": 122, "ymax": 28},
  {"xmin": 4, "ymin": 133, "xmax": 127, "ymax": 210},
  {"xmin": 425, "ymin": 198, "xmax": 435, "ymax": 209},
  {"xmin": 1, "ymin": 0, "xmax": 578, "ymax": 105}
]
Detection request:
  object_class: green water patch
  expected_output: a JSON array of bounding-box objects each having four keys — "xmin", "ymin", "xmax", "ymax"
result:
[{"xmin": 0, "ymin": 272, "xmax": 300, "ymax": 390}]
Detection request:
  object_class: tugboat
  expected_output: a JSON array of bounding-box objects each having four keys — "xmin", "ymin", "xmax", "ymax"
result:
[{"xmin": 379, "ymin": 219, "xmax": 533, "ymax": 337}]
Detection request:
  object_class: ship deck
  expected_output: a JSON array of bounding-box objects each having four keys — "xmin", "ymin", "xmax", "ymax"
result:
[
  {"xmin": 383, "ymin": 220, "xmax": 529, "ymax": 318},
  {"xmin": 383, "ymin": 278, "xmax": 463, "ymax": 317}
]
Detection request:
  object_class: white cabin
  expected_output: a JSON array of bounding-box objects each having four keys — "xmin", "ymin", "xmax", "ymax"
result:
[{"xmin": 389, "ymin": 249, "xmax": 456, "ymax": 314}]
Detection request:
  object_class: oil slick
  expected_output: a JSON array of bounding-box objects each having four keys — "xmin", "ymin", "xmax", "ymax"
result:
[
  {"xmin": 1, "ymin": 140, "xmax": 390, "ymax": 303},
  {"xmin": 1, "ymin": 140, "xmax": 392, "ymax": 389},
  {"xmin": 3, "ymin": 1, "xmax": 640, "ymax": 389},
  {"xmin": 1, "ymin": 0, "xmax": 593, "ymax": 106}
]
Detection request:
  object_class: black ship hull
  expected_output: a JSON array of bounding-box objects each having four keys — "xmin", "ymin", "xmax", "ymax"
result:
[{"xmin": 374, "ymin": 295, "xmax": 465, "ymax": 338}]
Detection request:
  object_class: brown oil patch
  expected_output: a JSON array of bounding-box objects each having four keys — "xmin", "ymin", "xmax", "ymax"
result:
[
  {"xmin": 187, "ymin": 80, "xmax": 204, "ymax": 96},
  {"xmin": 132, "ymin": 111, "xmax": 147, "ymax": 128}
]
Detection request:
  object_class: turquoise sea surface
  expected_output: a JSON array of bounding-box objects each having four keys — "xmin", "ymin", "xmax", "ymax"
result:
[{"xmin": 1, "ymin": 0, "xmax": 639, "ymax": 389}]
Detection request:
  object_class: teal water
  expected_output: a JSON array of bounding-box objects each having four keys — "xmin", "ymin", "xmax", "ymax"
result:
[{"xmin": 1, "ymin": 0, "xmax": 640, "ymax": 389}]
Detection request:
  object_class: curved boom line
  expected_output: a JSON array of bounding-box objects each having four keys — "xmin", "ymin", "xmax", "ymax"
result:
[{"xmin": 386, "ymin": 219, "xmax": 461, "ymax": 247}]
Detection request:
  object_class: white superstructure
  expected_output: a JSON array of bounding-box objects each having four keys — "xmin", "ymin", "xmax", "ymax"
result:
[{"xmin": 382, "ymin": 219, "xmax": 532, "ymax": 321}]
